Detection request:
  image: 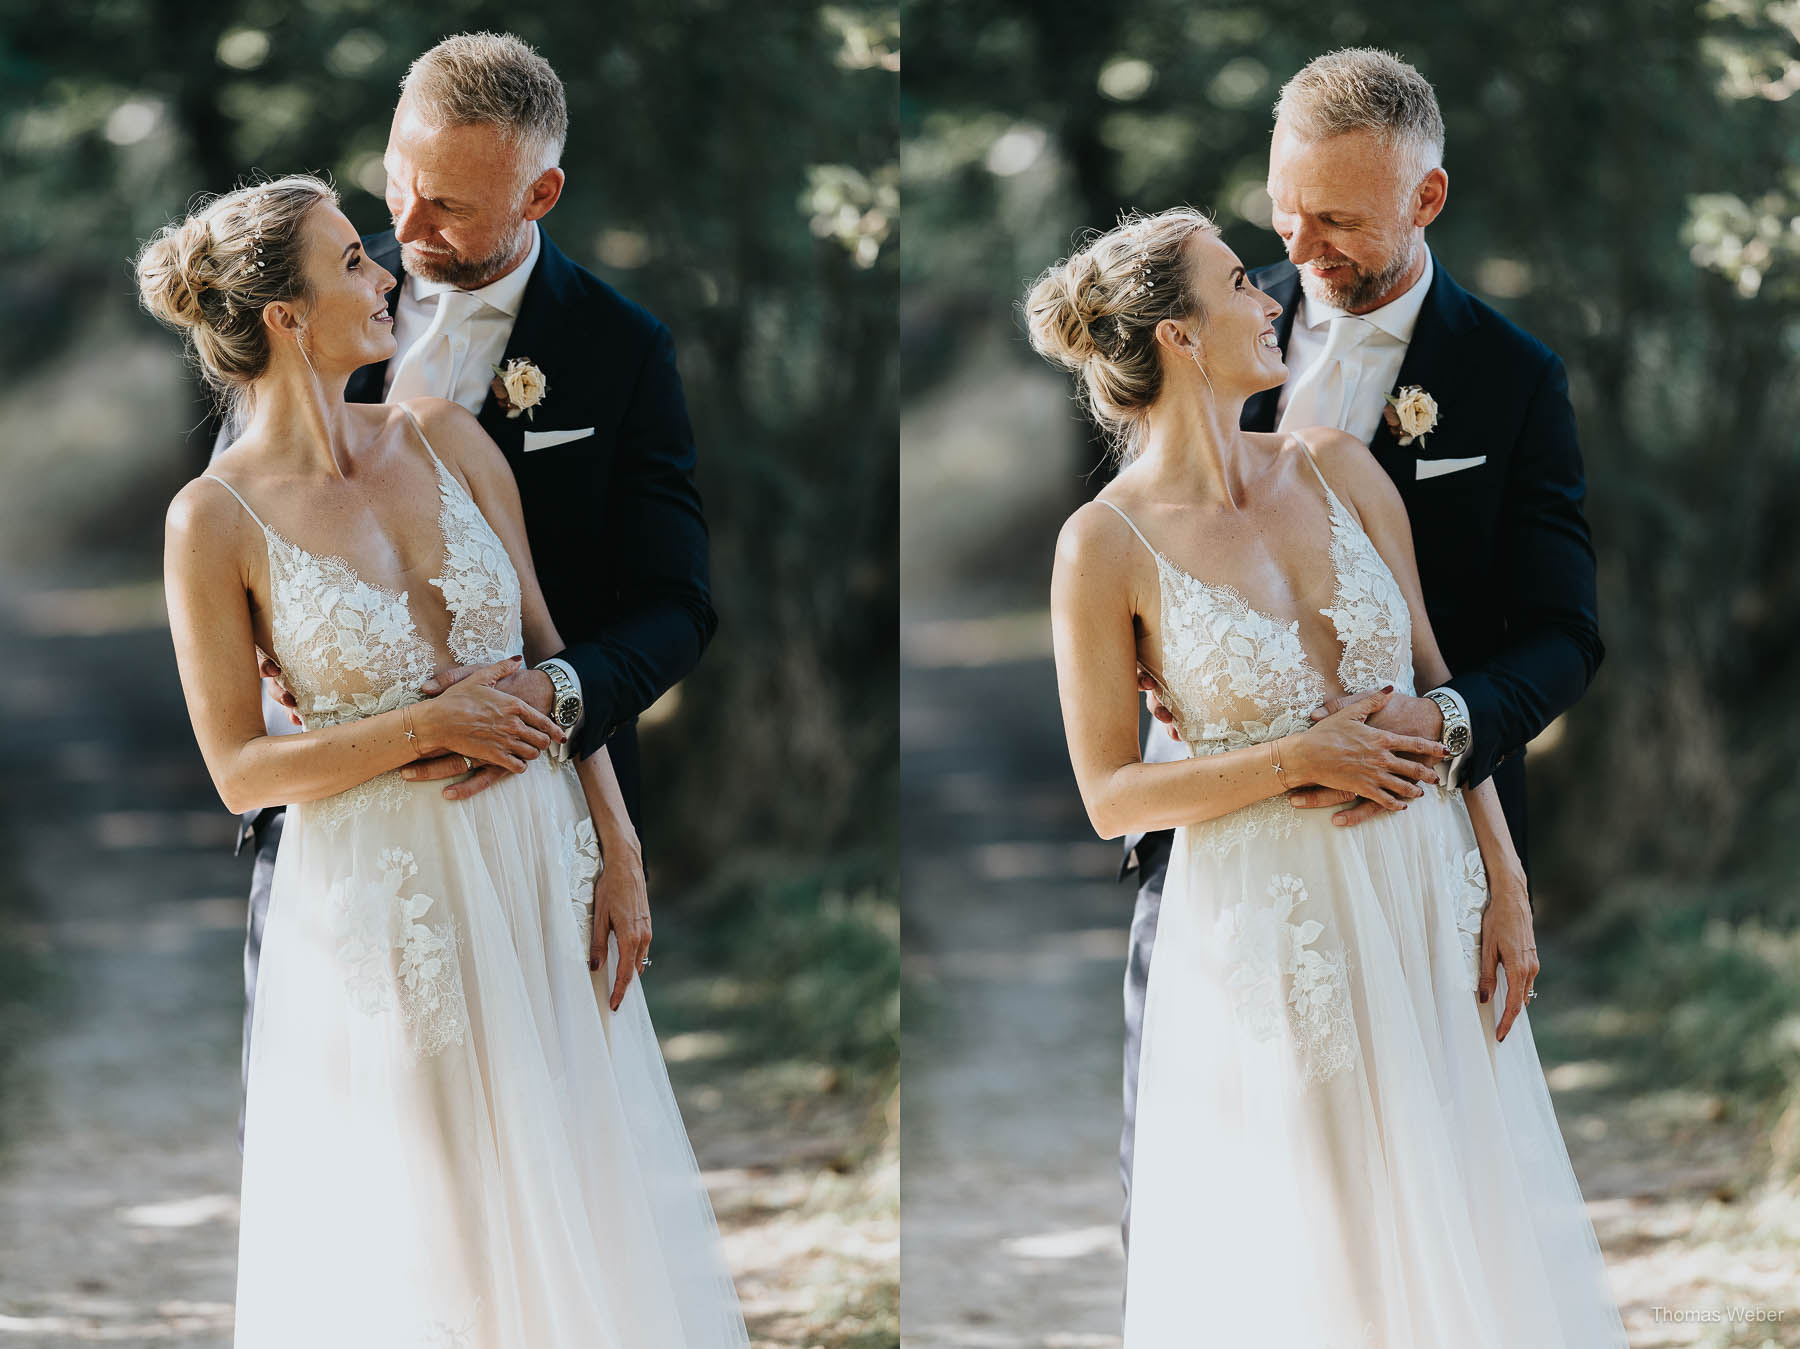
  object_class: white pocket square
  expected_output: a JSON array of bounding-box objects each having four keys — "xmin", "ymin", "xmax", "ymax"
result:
[
  {"xmin": 1415, "ymin": 455, "xmax": 1486, "ymax": 481},
  {"xmin": 522, "ymin": 426, "xmax": 595, "ymax": 453}
]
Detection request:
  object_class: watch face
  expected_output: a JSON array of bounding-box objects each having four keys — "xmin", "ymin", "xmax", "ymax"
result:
[
  {"xmin": 554, "ymin": 696, "xmax": 580, "ymax": 728},
  {"xmin": 1446, "ymin": 724, "xmax": 1472, "ymax": 755}
]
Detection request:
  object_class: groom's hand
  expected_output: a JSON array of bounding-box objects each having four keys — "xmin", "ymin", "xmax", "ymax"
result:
[
  {"xmin": 1137, "ymin": 668, "xmax": 1181, "ymax": 741},
  {"xmin": 1287, "ymin": 690, "xmax": 1447, "ymax": 826},
  {"xmin": 259, "ymin": 657, "xmax": 303, "ymax": 728},
  {"xmin": 402, "ymin": 661, "xmax": 558, "ymax": 800}
]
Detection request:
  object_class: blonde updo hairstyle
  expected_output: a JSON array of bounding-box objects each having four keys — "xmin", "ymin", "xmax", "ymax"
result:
[
  {"xmin": 1024, "ymin": 207, "xmax": 1220, "ymax": 463},
  {"xmin": 134, "ymin": 174, "xmax": 340, "ymax": 417}
]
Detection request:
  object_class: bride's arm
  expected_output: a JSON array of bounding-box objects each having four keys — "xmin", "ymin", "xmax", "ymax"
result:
[
  {"xmin": 1052, "ymin": 503, "xmax": 1444, "ymax": 839},
  {"xmin": 163, "ymin": 482, "xmax": 561, "ymax": 814},
  {"xmin": 418, "ymin": 401, "xmax": 651, "ymax": 1003},
  {"xmin": 1312, "ymin": 432, "xmax": 1539, "ymax": 1035}
]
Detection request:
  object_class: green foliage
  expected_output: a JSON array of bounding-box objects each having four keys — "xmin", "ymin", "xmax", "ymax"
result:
[
  {"xmin": 902, "ymin": 0, "xmax": 1800, "ymax": 911},
  {"xmin": 0, "ymin": 1, "xmax": 897, "ymax": 877},
  {"xmin": 1555, "ymin": 881, "xmax": 1800, "ymax": 1183},
  {"xmin": 671, "ymin": 852, "xmax": 901, "ymax": 1090}
]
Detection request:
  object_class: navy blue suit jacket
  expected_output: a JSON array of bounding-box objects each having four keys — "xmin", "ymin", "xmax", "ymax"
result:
[
  {"xmin": 348, "ymin": 228, "xmax": 716, "ymax": 824},
  {"xmin": 1241, "ymin": 253, "xmax": 1604, "ymax": 862}
]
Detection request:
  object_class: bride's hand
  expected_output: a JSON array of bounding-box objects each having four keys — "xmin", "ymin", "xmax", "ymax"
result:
[
  {"xmin": 1283, "ymin": 686, "xmax": 1450, "ymax": 814},
  {"xmin": 412, "ymin": 656, "xmax": 565, "ymax": 773},
  {"xmin": 592, "ymin": 835, "xmax": 651, "ymax": 1011},
  {"xmin": 1479, "ymin": 867, "xmax": 1538, "ymax": 1042}
]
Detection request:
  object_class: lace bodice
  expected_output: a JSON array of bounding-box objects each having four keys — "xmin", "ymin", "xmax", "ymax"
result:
[
  {"xmin": 1103, "ymin": 449, "xmax": 1415, "ymax": 759},
  {"xmin": 206, "ymin": 415, "xmax": 524, "ymax": 734}
]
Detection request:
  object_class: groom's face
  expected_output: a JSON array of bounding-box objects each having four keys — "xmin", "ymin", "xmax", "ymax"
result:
[
  {"xmin": 1266, "ymin": 119, "xmax": 1425, "ymax": 314},
  {"xmin": 383, "ymin": 101, "xmax": 535, "ymax": 289}
]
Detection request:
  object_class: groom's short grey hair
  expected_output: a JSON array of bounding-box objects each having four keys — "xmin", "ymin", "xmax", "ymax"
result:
[
  {"xmin": 402, "ymin": 32, "xmax": 569, "ymax": 184},
  {"xmin": 1275, "ymin": 49, "xmax": 1445, "ymax": 190}
]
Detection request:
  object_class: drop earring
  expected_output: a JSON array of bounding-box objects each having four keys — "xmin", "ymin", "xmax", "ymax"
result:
[{"xmin": 1187, "ymin": 344, "xmax": 1215, "ymax": 400}]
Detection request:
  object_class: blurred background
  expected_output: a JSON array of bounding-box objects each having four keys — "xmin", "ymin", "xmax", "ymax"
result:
[
  {"xmin": 901, "ymin": 1, "xmax": 1800, "ymax": 1345},
  {"xmin": 0, "ymin": 4, "xmax": 896, "ymax": 1346}
]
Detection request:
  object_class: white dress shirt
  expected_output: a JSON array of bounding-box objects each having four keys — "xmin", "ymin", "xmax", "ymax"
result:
[
  {"xmin": 1274, "ymin": 249, "xmax": 1473, "ymax": 782},
  {"xmin": 383, "ymin": 222, "xmax": 542, "ymax": 413},
  {"xmin": 1277, "ymin": 249, "xmax": 1433, "ymax": 444}
]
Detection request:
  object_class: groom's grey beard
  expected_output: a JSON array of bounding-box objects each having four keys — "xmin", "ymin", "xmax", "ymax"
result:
[
  {"xmin": 401, "ymin": 219, "xmax": 532, "ymax": 290},
  {"xmin": 1300, "ymin": 243, "xmax": 1419, "ymax": 313}
]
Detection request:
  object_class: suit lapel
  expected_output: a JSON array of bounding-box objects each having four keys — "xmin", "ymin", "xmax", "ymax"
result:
[
  {"xmin": 477, "ymin": 229, "xmax": 576, "ymax": 457},
  {"xmin": 346, "ymin": 231, "xmax": 404, "ymax": 405},
  {"xmin": 1241, "ymin": 261, "xmax": 1299, "ymax": 433},
  {"xmin": 1372, "ymin": 252, "xmax": 1478, "ymax": 490}
]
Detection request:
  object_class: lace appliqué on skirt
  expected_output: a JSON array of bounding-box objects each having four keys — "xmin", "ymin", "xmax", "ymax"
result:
[
  {"xmin": 328, "ymin": 847, "xmax": 468, "ymax": 1059},
  {"xmin": 419, "ymin": 1298, "xmax": 483, "ymax": 1348},
  {"xmin": 1451, "ymin": 846, "xmax": 1488, "ymax": 992},
  {"xmin": 565, "ymin": 816, "xmax": 600, "ymax": 952},
  {"xmin": 1213, "ymin": 873, "xmax": 1356, "ymax": 1086}
]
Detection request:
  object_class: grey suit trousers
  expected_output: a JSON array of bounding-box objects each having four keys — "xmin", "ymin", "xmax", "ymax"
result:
[
  {"xmin": 238, "ymin": 807, "xmax": 284, "ymax": 1154},
  {"xmin": 1119, "ymin": 827, "xmax": 1172, "ymax": 1257}
]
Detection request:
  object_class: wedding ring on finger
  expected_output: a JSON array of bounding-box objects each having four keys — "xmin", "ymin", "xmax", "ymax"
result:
[
  {"xmin": 461, "ymin": 754, "xmax": 473, "ymax": 772},
  {"xmin": 640, "ymin": 957, "xmax": 652, "ymax": 971},
  {"xmin": 1526, "ymin": 989, "xmax": 1538, "ymax": 1002}
]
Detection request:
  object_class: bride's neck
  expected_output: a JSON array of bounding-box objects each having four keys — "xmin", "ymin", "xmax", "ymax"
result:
[
  {"xmin": 241, "ymin": 358, "xmax": 360, "ymax": 479},
  {"xmin": 1136, "ymin": 384, "xmax": 1253, "ymax": 507}
]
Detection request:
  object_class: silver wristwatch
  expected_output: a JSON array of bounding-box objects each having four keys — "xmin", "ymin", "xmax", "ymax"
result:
[
  {"xmin": 1423, "ymin": 688, "xmax": 1471, "ymax": 758},
  {"xmin": 537, "ymin": 659, "xmax": 582, "ymax": 745}
]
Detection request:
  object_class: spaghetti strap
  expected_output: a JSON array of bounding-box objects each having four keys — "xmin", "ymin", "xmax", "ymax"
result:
[
  {"xmin": 1288, "ymin": 429, "xmax": 1331, "ymax": 493},
  {"xmin": 200, "ymin": 474, "xmax": 271, "ymax": 533},
  {"xmin": 1288, "ymin": 428, "xmax": 1357, "ymax": 523},
  {"xmin": 397, "ymin": 403, "xmax": 448, "ymax": 469},
  {"xmin": 1096, "ymin": 498, "xmax": 1161, "ymax": 560}
]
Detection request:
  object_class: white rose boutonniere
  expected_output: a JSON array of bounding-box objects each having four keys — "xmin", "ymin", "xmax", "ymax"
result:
[
  {"xmin": 491, "ymin": 357, "xmax": 548, "ymax": 421},
  {"xmin": 1383, "ymin": 385, "xmax": 1438, "ymax": 447}
]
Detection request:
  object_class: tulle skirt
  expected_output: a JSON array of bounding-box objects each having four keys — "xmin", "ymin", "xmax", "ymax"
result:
[
  {"xmin": 233, "ymin": 756, "xmax": 748, "ymax": 1349},
  {"xmin": 1124, "ymin": 787, "xmax": 1625, "ymax": 1348}
]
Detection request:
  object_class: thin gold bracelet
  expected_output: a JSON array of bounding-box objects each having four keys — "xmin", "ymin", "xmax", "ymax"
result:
[
  {"xmin": 1267, "ymin": 738, "xmax": 1292, "ymax": 791},
  {"xmin": 402, "ymin": 705, "xmax": 417, "ymax": 745}
]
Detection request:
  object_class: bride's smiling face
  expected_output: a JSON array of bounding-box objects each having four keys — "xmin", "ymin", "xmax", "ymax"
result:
[
  {"xmin": 283, "ymin": 204, "xmax": 397, "ymax": 372},
  {"xmin": 1164, "ymin": 232, "xmax": 1285, "ymax": 396}
]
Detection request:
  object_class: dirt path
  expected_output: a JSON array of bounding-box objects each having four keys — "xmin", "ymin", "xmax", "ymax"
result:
[
  {"xmin": 899, "ymin": 600, "xmax": 1800, "ymax": 1349},
  {"xmin": 0, "ymin": 566, "xmax": 894, "ymax": 1347}
]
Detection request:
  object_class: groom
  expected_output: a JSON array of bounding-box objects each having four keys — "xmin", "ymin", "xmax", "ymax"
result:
[
  {"xmin": 233, "ymin": 32, "xmax": 714, "ymax": 1144},
  {"xmin": 1118, "ymin": 48, "xmax": 1603, "ymax": 1248}
]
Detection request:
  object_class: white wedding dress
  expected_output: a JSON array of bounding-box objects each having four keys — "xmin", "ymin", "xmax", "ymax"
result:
[
  {"xmin": 1106, "ymin": 448, "xmax": 1625, "ymax": 1347},
  {"xmin": 205, "ymin": 414, "xmax": 749, "ymax": 1348}
]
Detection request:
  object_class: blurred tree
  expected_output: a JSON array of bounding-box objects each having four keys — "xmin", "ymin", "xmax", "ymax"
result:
[
  {"xmin": 902, "ymin": 0, "xmax": 1800, "ymax": 914},
  {"xmin": 0, "ymin": 0, "xmax": 898, "ymax": 878}
]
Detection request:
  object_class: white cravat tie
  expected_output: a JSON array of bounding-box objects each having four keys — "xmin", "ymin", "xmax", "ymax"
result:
[
  {"xmin": 387, "ymin": 289, "xmax": 483, "ymax": 404},
  {"xmin": 1279, "ymin": 314, "xmax": 1376, "ymax": 434}
]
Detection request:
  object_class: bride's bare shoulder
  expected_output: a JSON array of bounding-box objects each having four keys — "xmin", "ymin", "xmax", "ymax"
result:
[
  {"xmin": 1057, "ymin": 489, "xmax": 1151, "ymax": 575},
  {"xmin": 165, "ymin": 470, "xmax": 258, "ymax": 559}
]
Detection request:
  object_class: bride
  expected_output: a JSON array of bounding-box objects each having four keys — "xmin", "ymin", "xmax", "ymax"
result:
[
  {"xmin": 140, "ymin": 175, "xmax": 748, "ymax": 1347},
  {"xmin": 1033, "ymin": 208, "xmax": 1625, "ymax": 1346}
]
